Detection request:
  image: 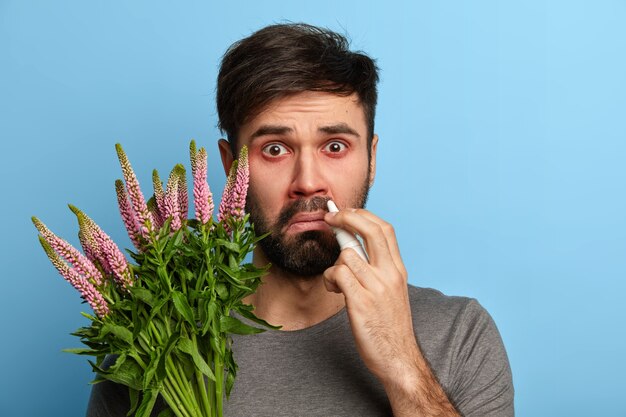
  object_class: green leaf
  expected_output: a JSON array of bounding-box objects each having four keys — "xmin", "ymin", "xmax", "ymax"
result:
[
  {"xmin": 216, "ymin": 283, "xmax": 229, "ymax": 300},
  {"xmin": 116, "ymin": 299, "xmax": 135, "ymax": 311},
  {"xmin": 156, "ymin": 409, "xmax": 175, "ymax": 417},
  {"xmin": 80, "ymin": 311, "xmax": 99, "ymax": 322},
  {"xmin": 62, "ymin": 348, "xmax": 100, "ymax": 355},
  {"xmin": 236, "ymin": 269, "xmax": 266, "ymax": 281},
  {"xmin": 149, "ymin": 297, "xmax": 169, "ymax": 321},
  {"xmin": 201, "ymin": 301, "xmax": 218, "ymax": 335},
  {"xmin": 127, "ymin": 388, "xmax": 140, "ymax": 416},
  {"xmin": 91, "ymin": 358, "xmax": 143, "ymax": 391},
  {"xmin": 216, "ymin": 264, "xmax": 241, "ymax": 283},
  {"xmin": 102, "ymin": 323, "xmax": 134, "ymax": 345},
  {"xmin": 226, "ymin": 369, "xmax": 236, "ymax": 399},
  {"xmin": 157, "ymin": 266, "xmax": 171, "ymax": 291},
  {"xmin": 172, "ymin": 291, "xmax": 195, "ymax": 326},
  {"xmin": 143, "ymin": 348, "xmax": 161, "ymax": 389},
  {"xmin": 228, "ymin": 253, "xmax": 238, "ymax": 269},
  {"xmin": 156, "ymin": 332, "xmax": 180, "ymax": 381},
  {"xmin": 177, "ymin": 337, "xmax": 216, "ymax": 381},
  {"xmin": 210, "ymin": 334, "xmax": 222, "ymax": 355},
  {"xmin": 235, "ymin": 307, "xmax": 282, "ymax": 331},
  {"xmin": 135, "ymin": 388, "xmax": 159, "ymax": 417},
  {"xmin": 131, "ymin": 287, "xmax": 154, "ymax": 306},
  {"xmin": 220, "ymin": 315, "xmax": 265, "ymax": 335},
  {"xmin": 215, "ymin": 238, "xmax": 241, "ymax": 253}
]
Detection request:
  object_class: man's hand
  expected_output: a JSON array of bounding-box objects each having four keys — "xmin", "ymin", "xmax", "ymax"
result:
[{"xmin": 323, "ymin": 208, "xmax": 460, "ymax": 417}]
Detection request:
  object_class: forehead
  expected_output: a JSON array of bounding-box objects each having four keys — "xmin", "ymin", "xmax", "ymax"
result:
[{"xmin": 238, "ymin": 91, "xmax": 367, "ymax": 140}]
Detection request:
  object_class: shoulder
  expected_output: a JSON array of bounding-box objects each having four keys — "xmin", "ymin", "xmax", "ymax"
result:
[
  {"xmin": 407, "ymin": 284, "xmax": 486, "ymax": 323},
  {"xmin": 407, "ymin": 285, "xmax": 514, "ymax": 416},
  {"xmin": 406, "ymin": 284, "xmax": 503, "ymax": 352}
]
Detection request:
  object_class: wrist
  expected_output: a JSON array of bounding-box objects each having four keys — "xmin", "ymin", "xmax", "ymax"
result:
[{"xmin": 378, "ymin": 348, "xmax": 422, "ymax": 396}]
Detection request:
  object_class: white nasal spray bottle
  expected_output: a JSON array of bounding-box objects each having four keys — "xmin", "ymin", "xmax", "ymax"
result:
[{"xmin": 327, "ymin": 200, "xmax": 368, "ymax": 261}]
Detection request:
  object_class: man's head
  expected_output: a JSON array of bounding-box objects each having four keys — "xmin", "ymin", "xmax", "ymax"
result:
[
  {"xmin": 217, "ymin": 23, "xmax": 379, "ymax": 155},
  {"xmin": 216, "ymin": 24, "xmax": 380, "ymax": 278}
]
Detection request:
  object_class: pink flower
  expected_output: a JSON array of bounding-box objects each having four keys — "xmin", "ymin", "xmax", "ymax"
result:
[
  {"xmin": 218, "ymin": 145, "xmax": 249, "ymax": 223},
  {"xmin": 115, "ymin": 144, "xmax": 154, "ymax": 238},
  {"xmin": 38, "ymin": 235, "xmax": 109, "ymax": 318},
  {"xmin": 191, "ymin": 142, "xmax": 214, "ymax": 224},
  {"xmin": 217, "ymin": 163, "xmax": 235, "ymax": 223},
  {"xmin": 147, "ymin": 196, "xmax": 164, "ymax": 231},
  {"xmin": 178, "ymin": 167, "xmax": 188, "ymax": 223},
  {"xmin": 32, "ymin": 217, "xmax": 104, "ymax": 287},
  {"xmin": 229, "ymin": 145, "xmax": 249, "ymax": 220},
  {"xmin": 151, "ymin": 169, "xmax": 166, "ymax": 229},
  {"xmin": 69, "ymin": 205, "xmax": 133, "ymax": 290},
  {"xmin": 163, "ymin": 165, "xmax": 186, "ymax": 231},
  {"xmin": 115, "ymin": 180, "xmax": 142, "ymax": 249}
]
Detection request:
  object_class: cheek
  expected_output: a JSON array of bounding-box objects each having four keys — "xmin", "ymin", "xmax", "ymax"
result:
[
  {"xmin": 248, "ymin": 165, "xmax": 285, "ymax": 213},
  {"xmin": 328, "ymin": 161, "xmax": 370, "ymax": 206}
]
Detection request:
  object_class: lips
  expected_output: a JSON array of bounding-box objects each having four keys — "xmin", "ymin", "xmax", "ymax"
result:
[{"xmin": 285, "ymin": 211, "xmax": 330, "ymax": 233}]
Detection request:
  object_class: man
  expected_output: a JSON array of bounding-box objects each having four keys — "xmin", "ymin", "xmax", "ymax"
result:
[{"xmin": 87, "ymin": 23, "xmax": 514, "ymax": 416}]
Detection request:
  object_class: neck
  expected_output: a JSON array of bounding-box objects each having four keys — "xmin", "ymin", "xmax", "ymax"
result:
[{"xmin": 243, "ymin": 248, "xmax": 345, "ymax": 331}]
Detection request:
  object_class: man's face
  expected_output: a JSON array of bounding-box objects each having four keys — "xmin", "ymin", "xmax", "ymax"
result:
[{"xmin": 221, "ymin": 91, "xmax": 377, "ymax": 278}]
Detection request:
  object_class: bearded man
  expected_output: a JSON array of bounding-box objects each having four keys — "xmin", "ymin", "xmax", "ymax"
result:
[{"xmin": 87, "ymin": 23, "xmax": 514, "ymax": 417}]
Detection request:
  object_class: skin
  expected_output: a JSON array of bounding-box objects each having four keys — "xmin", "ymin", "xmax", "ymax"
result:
[{"xmin": 218, "ymin": 91, "xmax": 460, "ymax": 416}]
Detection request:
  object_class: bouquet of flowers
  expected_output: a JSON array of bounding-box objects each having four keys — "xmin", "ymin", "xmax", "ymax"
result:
[{"xmin": 33, "ymin": 141, "xmax": 277, "ymax": 417}]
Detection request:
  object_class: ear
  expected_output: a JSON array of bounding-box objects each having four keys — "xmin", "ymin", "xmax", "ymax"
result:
[
  {"xmin": 218, "ymin": 139, "xmax": 234, "ymax": 176},
  {"xmin": 368, "ymin": 134, "xmax": 379, "ymax": 187}
]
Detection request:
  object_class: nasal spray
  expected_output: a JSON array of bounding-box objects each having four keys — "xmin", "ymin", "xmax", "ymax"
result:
[{"xmin": 327, "ymin": 200, "xmax": 369, "ymax": 262}]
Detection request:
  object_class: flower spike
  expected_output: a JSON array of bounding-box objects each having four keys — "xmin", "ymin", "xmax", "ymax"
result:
[
  {"xmin": 218, "ymin": 160, "xmax": 238, "ymax": 223},
  {"xmin": 190, "ymin": 140, "xmax": 198, "ymax": 174},
  {"xmin": 32, "ymin": 217, "xmax": 104, "ymax": 287},
  {"xmin": 147, "ymin": 196, "xmax": 164, "ymax": 231},
  {"xmin": 218, "ymin": 145, "xmax": 249, "ymax": 223},
  {"xmin": 178, "ymin": 166, "xmax": 188, "ymax": 223},
  {"xmin": 115, "ymin": 180, "xmax": 142, "ymax": 249},
  {"xmin": 38, "ymin": 236, "xmax": 109, "ymax": 318},
  {"xmin": 152, "ymin": 169, "xmax": 166, "ymax": 229},
  {"xmin": 163, "ymin": 164, "xmax": 186, "ymax": 231},
  {"xmin": 115, "ymin": 144, "xmax": 154, "ymax": 238},
  {"xmin": 229, "ymin": 145, "xmax": 249, "ymax": 220},
  {"xmin": 192, "ymin": 144, "xmax": 214, "ymax": 224},
  {"xmin": 69, "ymin": 205, "xmax": 133, "ymax": 290}
]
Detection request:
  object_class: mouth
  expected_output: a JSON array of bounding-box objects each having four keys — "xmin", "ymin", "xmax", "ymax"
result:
[{"xmin": 284, "ymin": 211, "xmax": 330, "ymax": 233}]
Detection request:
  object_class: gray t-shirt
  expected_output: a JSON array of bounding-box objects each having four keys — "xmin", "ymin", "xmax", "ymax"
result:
[{"xmin": 86, "ymin": 285, "xmax": 514, "ymax": 416}]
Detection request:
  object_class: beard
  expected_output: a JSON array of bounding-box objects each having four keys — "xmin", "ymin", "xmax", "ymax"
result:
[{"xmin": 246, "ymin": 181, "xmax": 370, "ymax": 279}]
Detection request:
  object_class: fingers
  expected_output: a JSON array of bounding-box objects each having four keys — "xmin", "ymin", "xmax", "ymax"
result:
[
  {"xmin": 324, "ymin": 208, "xmax": 407, "ymax": 281},
  {"xmin": 323, "ymin": 262, "xmax": 362, "ymax": 299},
  {"xmin": 353, "ymin": 209, "xmax": 408, "ymax": 281},
  {"xmin": 325, "ymin": 209, "xmax": 392, "ymax": 269}
]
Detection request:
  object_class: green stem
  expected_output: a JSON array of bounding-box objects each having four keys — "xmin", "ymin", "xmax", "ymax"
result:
[
  {"xmin": 143, "ymin": 317, "xmax": 199, "ymax": 417},
  {"xmin": 169, "ymin": 354, "xmax": 204, "ymax": 417},
  {"xmin": 192, "ymin": 333, "xmax": 212, "ymax": 416},
  {"xmin": 160, "ymin": 389, "xmax": 190, "ymax": 417},
  {"xmin": 214, "ymin": 337, "xmax": 225, "ymax": 417},
  {"xmin": 163, "ymin": 377, "xmax": 193, "ymax": 417},
  {"xmin": 206, "ymin": 348, "xmax": 216, "ymax": 416},
  {"xmin": 165, "ymin": 365, "xmax": 197, "ymax": 415}
]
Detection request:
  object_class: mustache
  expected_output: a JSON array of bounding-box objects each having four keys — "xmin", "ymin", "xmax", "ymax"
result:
[{"xmin": 276, "ymin": 196, "xmax": 331, "ymax": 229}]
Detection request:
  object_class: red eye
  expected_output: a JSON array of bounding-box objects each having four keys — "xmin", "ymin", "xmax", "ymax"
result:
[
  {"xmin": 324, "ymin": 141, "xmax": 347, "ymax": 153},
  {"xmin": 262, "ymin": 143, "xmax": 288, "ymax": 157}
]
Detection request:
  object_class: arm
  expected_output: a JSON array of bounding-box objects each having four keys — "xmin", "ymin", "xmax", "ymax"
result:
[{"xmin": 323, "ymin": 208, "xmax": 460, "ymax": 417}]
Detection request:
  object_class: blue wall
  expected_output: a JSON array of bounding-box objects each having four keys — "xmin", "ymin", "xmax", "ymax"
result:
[{"xmin": 1, "ymin": 1, "xmax": 625, "ymax": 416}]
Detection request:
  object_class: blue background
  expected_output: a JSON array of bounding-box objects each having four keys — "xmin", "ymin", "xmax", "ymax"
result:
[{"xmin": 1, "ymin": 1, "xmax": 625, "ymax": 416}]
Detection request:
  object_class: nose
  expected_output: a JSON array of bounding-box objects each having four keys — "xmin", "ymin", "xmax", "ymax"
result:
[{"xmin": 288, "ymin": 151, "xmax": 328, "ymax": 199}]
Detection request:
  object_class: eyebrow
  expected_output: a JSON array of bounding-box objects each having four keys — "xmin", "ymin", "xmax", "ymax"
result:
[
  {"xmin": 249, "ymin": 123, "xmax": 360, "ymax": 141},
  {"xmin": 318, "ymin": 123, "xmax": 361, "ymax": 138},
  {"xmin": 249, "ymin": 125, "xmax": 293, "ymax": 140}
]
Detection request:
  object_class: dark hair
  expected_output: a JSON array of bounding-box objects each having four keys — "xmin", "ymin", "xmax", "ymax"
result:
[{"xmin": 217, "ymin": 23, "xmax": 379, "ymax": 153}]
